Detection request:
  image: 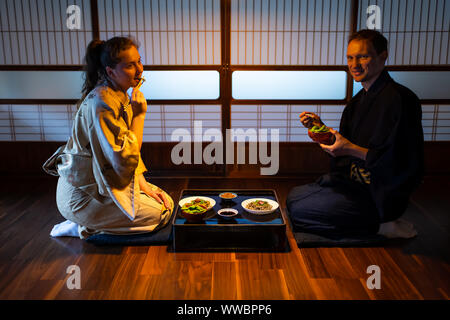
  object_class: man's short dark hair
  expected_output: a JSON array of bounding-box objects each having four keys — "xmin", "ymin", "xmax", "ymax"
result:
[{"xmin": 348, "ymin": 29, "xmax": 388, "ymax": 54}]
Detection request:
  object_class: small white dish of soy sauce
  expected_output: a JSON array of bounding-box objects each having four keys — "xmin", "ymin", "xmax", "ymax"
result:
[{"xmin": 217, "ymin": 208, "xmax": 238, "ymax": 219}]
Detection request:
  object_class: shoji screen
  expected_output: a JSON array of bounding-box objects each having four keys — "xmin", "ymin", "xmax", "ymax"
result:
[
  {"xmin": 0, "ymin": 103, "xmax": 222, "ymax": 142},
  {"xmin": 230, "ymin": 0, "xmax": 352, "ymax": 65},
  {"xmin": 0, "ymin": 104, "xmax": 77, "ymax": 141},
  {"xmin": 1, "ymin": 0, "xmax": 449, "ymax": 143},
  {"xmin": 0, "ymin": 0, "xmax": 92, "ymax": 65},
  {"xmin": 357, "ymin": 0, "xmax": 449, "ymax": 65},
  {"xmin": 97, "ymin": 0, "xmax": 221, "ymax": 65},
  {"xmin": 144, "ymin": 104, "xmax": 221, "ymax": 142},
  {"xmin": 422, "ymin": 104, "xmax": 450, "ymax": 141},
  {"xmin": 0, "ymin": 0, "xmax": 91, "ymax": 141},
  {"xmin": 231, "ymin": 104, "xmax": 344, "ymax": 142}
]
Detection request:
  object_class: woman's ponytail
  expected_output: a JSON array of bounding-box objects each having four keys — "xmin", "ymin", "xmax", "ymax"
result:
[{"xmin": 80, "ymin": 40, "xmax": 105, "ymax": 103}]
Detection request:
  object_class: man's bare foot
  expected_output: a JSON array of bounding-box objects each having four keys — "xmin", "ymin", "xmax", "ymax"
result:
[{"xmin": 377, "ymin": 219, "xmax": 418, "ymax": 239}]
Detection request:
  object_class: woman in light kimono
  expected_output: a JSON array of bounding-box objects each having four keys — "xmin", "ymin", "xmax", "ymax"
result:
[{"xmin": 44, "ymin": 37, "xmax": 173, "ymax": 239}]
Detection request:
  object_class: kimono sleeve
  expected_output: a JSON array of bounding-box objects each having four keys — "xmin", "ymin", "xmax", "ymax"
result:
[
  {"xmin": 136, "ymin": 154, "xmax": 148, "ymax": 176},
  {"xmin": 330, "ymin": 103, "xmax": 354, "ymax": 174},
  {"xmin": 91, "ymin": 101, "xmax": 140, "ymax": 189}
]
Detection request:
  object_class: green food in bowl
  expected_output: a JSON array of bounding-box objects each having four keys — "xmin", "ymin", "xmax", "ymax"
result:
[
  {"xmin": 309, "ymin": 125, "xmax": 330, "ymax": 133},
  {"xmin": 182, "ymin": 204, "xmax": 206, "ymax": 214},
  {"xmin": 181, "ymin": 198, "xmax": 210, "ymax": 214}
]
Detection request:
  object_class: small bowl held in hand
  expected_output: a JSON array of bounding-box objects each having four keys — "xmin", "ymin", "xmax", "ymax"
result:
[{"xmin": 308, "ymin": 130, "xmax": 334, "ymax": 145}]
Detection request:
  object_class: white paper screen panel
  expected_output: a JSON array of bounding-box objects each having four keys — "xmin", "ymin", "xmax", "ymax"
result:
[
  {"xmin": 97, "ymin": 0, "xmax": 221, "ymax": 65},
  {"xmin": 231, "ymin": 104, "xmax": 449, "ymax": 142},
  {"xmin": 231, "ymin": 0, "xmax": 353, "ymax": 65},
  {"xmin": 1, "ymin": 104, "xmax": 448, "ymax": 142},
  {"xmin": 143, "ymin": 104, "xmax": 221, "ymax": 141},
  {"xmin": 138, "ymin": 70, "xmax": 220, "ymax": 99},
  {"xmin": 422, "ymin": 104, "xmax": 450, "ymax": 141},
  {"xmin": 0, "ymin": 104, "xmax": 77, "ymax": 141},
  {"xmin": 232, "ymin": 71, "xmax": 347, "ymax": 99},
  {"xmin": 357, "ymin": 0, "xmax": 450, "ymax": 65},
  {"xmin": 353, "ymin": 71, "xmax": 450, "ymax": 99},
  {"xmin": 0, "ymin": 104, "xmax": 221, "ymax": 142},
  {"xmin": 0, "ymin": 71, "xmax": 84, "ymax": 99},
  {"xmin": 231, "ymin": 104, "xmax": 344, "ymax": 142},
  {"xmin": 0, "ymin": 0, "xmax": 93, "ymax": 65}
]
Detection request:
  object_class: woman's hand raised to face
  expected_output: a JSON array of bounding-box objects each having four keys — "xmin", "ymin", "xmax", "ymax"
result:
[{"xmin": 130, "ymin": 86, "xmax": 147, "ymax": 117}]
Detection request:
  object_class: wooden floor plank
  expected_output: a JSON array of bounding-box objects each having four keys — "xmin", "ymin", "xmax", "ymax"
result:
[
  {"xmin": 308, "ymin": 279, "xmax": 341, "ymax": 300},
  {"xmin": 317, "ymin": 248, "xmax": 360, "ymax": 279},
  {"xmin": 384, "ymin": 248, "xmax": 447, "ymax": 299},
  {"xmin": 211, "ymin": 261, "xmax": 238, "ymax": 300},
  {"xmin": 237, "ymin": 259, "xmax": 290, "ymax": 300},
  {"xmin": 105, "ymin": 254, "xmax": 148, "ymax": 299},
  {"xmin": 276, "ymin": 251, "xmax": 317, "ymax": 299},
  {"xmin": 310, "ymin": 278, "xmax": 371, "ymax": 300},
  {"xmin": 141, "ymin": 246, "xmax": 171, "ymax": 275},
  {"xmin": 345, "ymin": 247, "xmax": 424, "ymax": 300},
  {"xmin": 299, "ymin": 248, "xmax": 331, "ymax": 279}
]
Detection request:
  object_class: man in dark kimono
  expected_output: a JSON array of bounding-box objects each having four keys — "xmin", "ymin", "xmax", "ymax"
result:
[{"xmin": 287, "ymin": 30, "xmax": 424, "ymax": 239}]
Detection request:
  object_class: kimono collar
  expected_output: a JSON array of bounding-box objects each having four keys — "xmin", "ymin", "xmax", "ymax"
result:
[
  {"xmin": 364, "ymin": 68, "xmax": 392, "ymax": 97},
  {"xmin": 112, "ymin": 89, "xmax": 130, "ymax": 107},
  {"xmin": 100, "ymin": 79, "xmax": 130, "ymax": 107}
]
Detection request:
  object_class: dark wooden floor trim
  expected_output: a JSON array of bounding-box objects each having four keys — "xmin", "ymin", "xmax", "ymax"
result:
[{"xmin": 1, "ymin": 141, "xmax": 449, "ymax": 178}]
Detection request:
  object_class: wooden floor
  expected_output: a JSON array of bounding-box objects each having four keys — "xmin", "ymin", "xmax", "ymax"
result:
[{"xmin": 0, "ymin": 175, "xmax": 448, "ymax": 300}]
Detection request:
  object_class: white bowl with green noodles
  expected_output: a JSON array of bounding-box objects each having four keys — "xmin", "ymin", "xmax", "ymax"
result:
[
  {"xmin": 241, "ymin": 198, "xmax": 279, "ymax": 215},
  {"xmin": 179, "ymin": 196, "xmax": 216, "ymax": 222}
]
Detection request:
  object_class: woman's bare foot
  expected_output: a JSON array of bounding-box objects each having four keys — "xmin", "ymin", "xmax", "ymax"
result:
[{"xmin": 377, "ymin": 219, "xmax": 418, "ymax": 239}]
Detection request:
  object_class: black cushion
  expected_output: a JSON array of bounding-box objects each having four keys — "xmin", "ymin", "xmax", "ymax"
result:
[
  {"xmin": 286, "ymin": 206, "xmax": 387, "ymax": 247},
  {"xmin": 85, "ymin": 215, "xmax": 174, "ymax": 246}
]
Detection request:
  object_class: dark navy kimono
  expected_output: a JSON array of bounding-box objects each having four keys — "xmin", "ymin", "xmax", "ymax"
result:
[{"xmin": 287, "ymin": 69, "xmax": 424, "ymax": 238}]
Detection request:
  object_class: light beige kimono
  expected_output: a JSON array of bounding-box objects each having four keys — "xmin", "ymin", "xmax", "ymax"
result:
[{"xmin": 43, "ymin": 84, "xmax": 173, "ymax": 239}]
